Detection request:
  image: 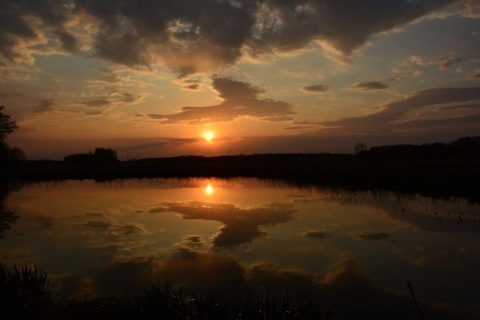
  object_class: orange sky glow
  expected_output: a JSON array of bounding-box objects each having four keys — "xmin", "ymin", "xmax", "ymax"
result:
[{"xmin": 1, "ymin": 0, "xmax": 479, "ymax": 159}]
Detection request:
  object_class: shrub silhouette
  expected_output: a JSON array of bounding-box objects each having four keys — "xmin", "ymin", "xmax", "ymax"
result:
[{"xmin": 64, "ymin": 148, "xmax": 118, "ymax": 164}]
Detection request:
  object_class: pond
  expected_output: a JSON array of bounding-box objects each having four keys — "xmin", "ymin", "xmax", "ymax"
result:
[{"xmin": 1, "ymin": 178, "xmax": 479, "ymax": 319}]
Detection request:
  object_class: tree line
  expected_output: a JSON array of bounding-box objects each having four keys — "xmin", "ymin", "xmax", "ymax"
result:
[
  {"xmin": 354, "ymin": 137, "xmax": 480, "ymax": 161},
  {"xmin": 63, "ymin": 148, "xmax": 118, "ymax": 164}
]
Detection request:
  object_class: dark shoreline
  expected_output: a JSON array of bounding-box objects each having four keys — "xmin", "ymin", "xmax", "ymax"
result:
[{"xmin": 4, "ymin": 153, "xmax": 480, "ymax": 202}]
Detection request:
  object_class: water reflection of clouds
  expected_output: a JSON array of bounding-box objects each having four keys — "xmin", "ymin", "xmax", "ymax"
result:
[
  {"xmin": 303, "ymin": 229, "xmax": 331, "ymax": 239},
  {"xmin": 353, "ymin": 231, "xmax": 390, "ymax": 241},
  {"xmin": 4, "ymin": 179, "xmax": 480, "ymax": 319},
  {"xmin": 176, "ymin": 234, "xmax": 205, "ymax": 250},
  {"xmin": 55, "ymin": 250, "xmax": 460, "ymax": 319},
  {"xmin": 81, "ymin": 213, "xmax": 147, "ymax": 237},
  {"xmin": 338, "ymin": 190, "xmax": 480, "ymax": 233},
  {"xmin": 149, "ymin": 201, "xmax": 296, "ymax": 248}
]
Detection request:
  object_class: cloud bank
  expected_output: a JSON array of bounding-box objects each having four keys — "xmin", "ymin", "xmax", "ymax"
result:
[
  {"xmin": 0, "ymin": 0, "xmax": 468, "ymax": 74},
  {"xmin": 321, "ymin": 86, "xmax": 480, "ymax": 134},
  {"xmin": 148, "ymin": 77, "xmax": 296, "ymax": 124}
]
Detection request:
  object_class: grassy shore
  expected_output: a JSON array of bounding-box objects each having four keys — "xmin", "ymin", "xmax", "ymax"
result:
[
  {"xmin": 4, "ymin": 153, "xmax": 480, "ymax": 202},
  {"xmin": 0, "ymin": 264, "xmax": 337, "ymax": 320}
]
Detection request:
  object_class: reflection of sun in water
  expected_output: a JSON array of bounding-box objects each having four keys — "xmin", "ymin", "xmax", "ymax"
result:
[
  {"xmin": 204, "ymin": 131, "xmax": 214, "ymax": 143},
  {"xmin": 205, "ymin": 184, "xmax": 214, "ymax": 195}
]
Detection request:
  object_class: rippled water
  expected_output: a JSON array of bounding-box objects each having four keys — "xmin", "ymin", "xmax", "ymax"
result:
[{"xmin": 2, "ymin": 178, "xmax": 479, "ymax": 319}]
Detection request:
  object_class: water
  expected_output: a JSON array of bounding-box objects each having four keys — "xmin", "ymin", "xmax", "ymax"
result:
[{"xmin": 1, "ymin": 178, "xmax": 479, "ymax": 319}]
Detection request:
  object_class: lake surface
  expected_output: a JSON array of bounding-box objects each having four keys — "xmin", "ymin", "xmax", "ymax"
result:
[{"xmin": 1, "ymin": 178, "xmax": 479, "ymax": 319}]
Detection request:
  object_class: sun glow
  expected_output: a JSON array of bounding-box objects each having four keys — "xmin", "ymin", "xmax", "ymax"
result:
[
  {"xmin": 205, "ymin": 184, "xmax": 214, "ymax": 195},
  {"xmin": 204, "ymin": 131, "xmax": 214, "ymax": 143}
]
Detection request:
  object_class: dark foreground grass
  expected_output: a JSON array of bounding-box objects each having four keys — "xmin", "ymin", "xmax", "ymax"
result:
[{"xmin": 0, "ymin": 264, "xmax": 338, "ymax": 320}]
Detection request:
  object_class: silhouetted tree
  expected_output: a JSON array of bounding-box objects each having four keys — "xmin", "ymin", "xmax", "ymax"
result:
[
  {"xmin": 93, "ymin": 147, "xmax": 118, "ymax": 163},
  {"xmin": 353, "ymin": 142, "xmax": 368, "ymax": 155},
  {"xmin": 0, "ymin": 107, "xmax": 25, "ymax": 166},
  {"xmin": 0, "ymin": 106, "xmax": 18, "ymax": 143},
  {"xmin": 64, "ymin": 147, "xmax": 118, "ymax": 164},
  {"xmin": 7, "ymin": 147, "xmax": 26, "ymax": 161}
]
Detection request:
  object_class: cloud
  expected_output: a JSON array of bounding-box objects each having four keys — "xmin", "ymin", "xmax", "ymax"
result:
[
  {"xmin": 84, "ymin": 110, "xmax": 105, "ymax": 116},
  {"xmin": 353, "ymin": 231, "xmax": 390, "ymax": 240},
  {"xmin": 248, "ymin": 0, "xmax": 460, "ymax": 63},
  {"xmin": 31, "ymin": 98, "xmax": 55, "ymax": 113},
  {"xmin": 436, "ymin": 52, "xmax": 462, "ymax": 70},
  {"xmin": 119, "ymin": 92, "xmax": 144, "ymax": 103},
  {"xmin": 321, "ymin": 86, "xmax": 480, "ymax": 133},
  {"xmin": 176, "ymin": 234, "xmax": 205, "ymax": 249},
  {"xmin": 466, "ymin": 68, "xmax": 480, "ymax": 80},
  {"xmin": 351, "ymin": 81, "xmax": 389, "ymax": 91},
  {"xmin": 0, "ymin": 92, "xmax": 24, "ymax": 99},
  {"xmin": 147, "ymin": 77, "xmax": 296, "ymax": 124},
  {"xmin": 81, "ymin": 99, "xmax": 112, "ymax": 107},
  {"xmin": 0, "ymin": 0, "xmax": 466, "ymax": 74},
  {"xmin": 149, "ymin": 200, "xmax": 295, "ymax": 248},
  {"xmin": 397, "ymin": 52, "xmax": 464, "ymax": 75},
  {"xmin": 179, "ymin": 79, "xmax": 202, "ymax": 91},
  {"xmin": 300, "ymin": 84, "xmax": 329, "ymax": 94},
  {"xmin": 303, "ymin": 229, "xmax": 331, "ymax": 239},
  {"xmin": 81, "ymin": 214, "xmax": 146, "ymax": 237}
]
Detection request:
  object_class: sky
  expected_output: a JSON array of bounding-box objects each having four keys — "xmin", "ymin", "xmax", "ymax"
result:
[{"xmin": 1, "ymin": 0, "xmax": 480, "ymax": 160}]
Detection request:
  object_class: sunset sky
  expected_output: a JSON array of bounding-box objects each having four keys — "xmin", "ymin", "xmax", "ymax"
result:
[{"xmin": 1, "ymin": 0, "xmax": 480, "ymax": 160}]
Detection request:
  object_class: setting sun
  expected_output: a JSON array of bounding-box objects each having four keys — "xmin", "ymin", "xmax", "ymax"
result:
[
  {"xmin": 205, "ymin": 183, "xmax": 214, "ymax": 195},
  {"xmin": 204, "ymin": 131, "xmax": 214, "ymax": 143}
]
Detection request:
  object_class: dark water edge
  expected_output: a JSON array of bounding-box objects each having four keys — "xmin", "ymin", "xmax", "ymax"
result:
[
  {"xmin": 1, "ymin": 269, "xmax": 338, "ymax": 320},
  {"xmin": 3, "ymin": 154, "xmax": 480, "ymax": 202}
]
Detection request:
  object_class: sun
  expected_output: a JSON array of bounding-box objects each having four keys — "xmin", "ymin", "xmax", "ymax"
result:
[
  {"xmin": 205, "ymin": 183, "xmax": 214, "ymax": 195},
  {"xmin": 204, "ymin": 131, "xmax": 214, "ymax": 143}
]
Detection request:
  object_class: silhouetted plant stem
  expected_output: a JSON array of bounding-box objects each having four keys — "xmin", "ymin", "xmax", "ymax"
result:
[{"xmin": 407, "ymin": 281, "xmax": 424, "ymax": 320}]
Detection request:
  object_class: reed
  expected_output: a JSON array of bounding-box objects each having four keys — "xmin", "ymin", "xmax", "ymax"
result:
[{"xmin": 0, "ymin": 263, "xmax": 53, "ymax": 319}]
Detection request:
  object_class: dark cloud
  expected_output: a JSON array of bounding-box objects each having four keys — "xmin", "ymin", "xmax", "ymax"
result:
[
  {"xmin": 149, "ymin": 200, "xmax": 295, "ymax": 248},
  {"xmin": 436, "ymin": 51, "xmax": 462, "ymax": 70},
  {"xmin": 440, "ymin": 103, "xmax": 480, "ymax": 111},
  {"xmin": 303, "ymin": 229, "xmax": 331, "ymax": 239},
  {"xmin": 177, "ymin": 234, "xmax": 205, "ymax": 249},
  {"xmin": 353, "ymin": 231, "xmax": 390, "ymax": 240},
  {"xmin": 180, "ymin": 79, "xmax": 202, "ymax": 91},
  {"xmin": 248, "ymin": 0, "xmax": 459, "ymax": 62},
  {"xmin": 120, "ymin": 92, "xmax": 143, "ymax": 103},
  {"xmin": 81, "ymin": 99, "xmax": 112, "ymax": 107},
  {"xmin": 80, "ymin": 0, "xmax": 255, "ymax": 74},
  {"xmin": 82, "ymin": 217, "xmax": 146, "ymax": 236},
  {"xmin": 0, "ymin": 0, "xmax": 464, "ymax": 73},
  {"xmin": 31, "ymin": 214, "xmax": 56, "ymax": 229},
  {"xmin": 0, "ymin": 92, "xmax": 23, "ymax": 98},
  {"xmin": 84, "ymin": 110, "xmax": 104, "ymax": 116},
  {"xmin": 148, "ymin": 77, "xmax": 296, "ymax": 124},
  {"xmin": 300, "ymin": 84, "xmax": 329, "ymax": 94},
  {"xmin": 31, "ymin": 98, "xmax": 55, "ymax": 113},
  {"xmin": 466, "ymin": 68, "xmax": 480, "ymax": 80},
  {"xmin": 84, "ymin": 220, "xmax": 112, "ymax": 230},
  {"xmin": 351, "ymin": 81, "xmax": 389, "ymax": 91},
  {"xmin": 0, "ymin": 0, "xmax": 78, "ymax": 64},
  {"xmin": 322, "ymin": 86, "xmax": 480, "ymax": 131}
]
